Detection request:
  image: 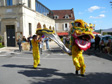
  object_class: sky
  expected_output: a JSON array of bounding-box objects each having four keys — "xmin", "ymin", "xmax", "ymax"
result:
[{"xmin": 38, "ymin": 0, "xmax": 112, "ymax": 30}]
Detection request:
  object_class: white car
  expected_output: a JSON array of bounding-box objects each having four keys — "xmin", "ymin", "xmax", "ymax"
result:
[{"xmin": 101, "ymin": 35, "xmax": 112, "ymax": 44}]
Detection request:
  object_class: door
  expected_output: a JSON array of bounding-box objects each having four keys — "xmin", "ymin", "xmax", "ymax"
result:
[{"xmin": 6, "ymin": 25, "xmax": 15, "ymax": 47}]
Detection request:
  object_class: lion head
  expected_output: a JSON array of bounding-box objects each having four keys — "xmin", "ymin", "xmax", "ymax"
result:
[{"xmin": 71, "ymin": 19, "xmax": 95, "ymax": 51}]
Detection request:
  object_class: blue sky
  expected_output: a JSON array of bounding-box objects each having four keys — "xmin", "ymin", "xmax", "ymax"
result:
[{"xmin": 39, "ymin": 0, "xmax": 112, "ymax": 30}]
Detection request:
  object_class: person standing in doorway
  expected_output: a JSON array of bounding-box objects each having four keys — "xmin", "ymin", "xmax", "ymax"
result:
[{"xmin": 31, "ymin": 35, "xmax": 40, "ymax": 69}]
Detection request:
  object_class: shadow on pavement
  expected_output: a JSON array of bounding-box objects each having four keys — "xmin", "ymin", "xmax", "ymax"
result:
[
  {"xmin": 47, "ymin": 47, "xmax": 64, "ymax": 54},
  {"xmin": 2, "ymin": 64, "xmax": 33, "ymax": 69},
  {"xmin": 29, "ymin": 72, "xmax": 112, "ymax": 84},
  {"xmin": 84, "ymin": 49, "xmax": 112, "ymax": 61},
  {"xmin": 2, "ymin": 64, "xmax": 112, "ymax": 84}
]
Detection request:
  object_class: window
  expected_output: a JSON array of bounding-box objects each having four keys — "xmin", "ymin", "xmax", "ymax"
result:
[
  {"xmin": 6, "ymin": 0, "xmax": 13, "ymax": 6},
  {"xmin": 65, "ymin": 15, "xmax": 69, "ymax": 19},
  {"xmin": 65, "ymin": 23, "xmax": 67, "ymax": 28},
  {"xmin": 55, "ymin": 23, "xmax": 58, "ymax": 31},
  {"xmin": 64, "ymin": 23, "xmax": 69, "ymax": 31},
  {"xmin": 28, "ymin": 0, "xmax": 31, "ymax": 8},
  {"xmin": 35, "ymin": 0, "xmax": 53, "ymax": 18},
  {"xmin": 54, "ymin": 15, "xmax": 59, "ymax": 19},
  {"xmin": 29, "ymin": 23, "xmax": 32, "ymax": 35}
]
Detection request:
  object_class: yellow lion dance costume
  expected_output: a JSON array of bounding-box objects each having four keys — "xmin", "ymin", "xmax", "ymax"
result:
[
  {"xmin": 36, "ymin": 19, "xmax": 95, "ymax": 76},
  {"xmin": 71, "ymin": 19, "xmax": 95, "ymax": 76}
]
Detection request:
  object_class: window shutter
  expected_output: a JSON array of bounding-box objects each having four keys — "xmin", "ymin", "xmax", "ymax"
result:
[
  {"xmin": 63, "ymin": 23, "xmax": 65, "ymax": 31},
  {"xmin": 55, "ymin": 23, "xmax": 58, "ymax": 31},
  {"xmin": 67, "ymin": 23, "xmax": 69, "ymax": 31}
]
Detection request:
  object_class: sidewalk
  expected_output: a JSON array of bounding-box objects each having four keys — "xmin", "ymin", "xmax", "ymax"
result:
[
  {"xmin": 0, "ymin": 41, "xmax": 58, "ymax": 53},
  {"xmin": 0, "ymin": 47, "xmax": 18, "ymax": 53},
  {"xmin": 0, "ymin": 42, "xmax": 112, "ymax": 59}
]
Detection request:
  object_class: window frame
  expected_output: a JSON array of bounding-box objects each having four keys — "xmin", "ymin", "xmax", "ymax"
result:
[
  {"xmin": 64, "ymin": 23, "xmax": 69, "ymax": 31},
  {"xmin": 6, "ymin": 0, "xmax": 13, "ymax": 6},
  {"xmin": 55, "ymin": 23, "xmax": 59, "ymax": 31},
  {"xmin": 65, "ymin": 15, "xmax": 69, "ymax": 19},
  {"xmin": 28, "ymin": 0, "xmax": 31, "ymax": 8},
  {"xmin": 29, "ymin": 23, "xmax": 32, "ymax": 35}
]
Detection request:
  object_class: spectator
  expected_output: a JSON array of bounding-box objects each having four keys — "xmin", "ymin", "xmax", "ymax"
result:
[
  {"xmin": 61, "ymin": 37, "xmax": 63, "ymax": 42},
  {"xmin": 44, "ymin": 36, "xmax": 50, "ymax": 50},
  {"xmin": 95, "ymin": 34, "xmax": 100, "ymax": 50},
  {"xmin": 63, "ymin": 36, "xmax": 66, "ymax": 44},
  {"xmin": 27, "ymin": 35, "xmax": 33, "ymax": 51},
  {"xmin": 65, "ymin": 36, "xmax": 70, "ymax": 48},
  {"xmin": 105, "ymin": 39, "xmax": 112, "ymax": 54},
  {"xmin": 99, "ymin": 40, "xmax": 105, "ymax": 53},
  {"xmin": 22, "ymin": 36, "xmax": 27, "ymax": 42},
  {"xmin": 17, "ymin": 36, "xmax": 22, "ymax": 52},
  {"xmin": 38, "ymin": 36, "xmax": 43, "ymax": 54}
]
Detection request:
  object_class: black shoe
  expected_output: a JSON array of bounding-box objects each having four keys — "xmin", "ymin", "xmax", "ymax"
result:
[
  {"xmin": 81, "ymin": 74, "xmax": 85, "ymax": 77},
  {"xmin": 75, "ymin": 70, "xmax": 78, "ymax": 75},
  {"xmin": 38, "ymin": 64, "xmax": 41, "ymax": 66},
  {"xmin": 33, "ymin": 67, "xmax": 37, "ymax": 69}
]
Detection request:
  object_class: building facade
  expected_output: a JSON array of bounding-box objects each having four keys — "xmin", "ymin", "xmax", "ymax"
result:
[
  {"xmin": 52, "ymin": 9, "xmax": 75, "ymax": 36},
  {"xmin": 0, "ymin": 0, "xmax": 55, "ymax": 47}
]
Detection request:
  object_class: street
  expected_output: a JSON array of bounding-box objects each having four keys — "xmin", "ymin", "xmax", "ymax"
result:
[{"xmin": 0, "ymin": 48, "xmax": 112, "ymax": 84}]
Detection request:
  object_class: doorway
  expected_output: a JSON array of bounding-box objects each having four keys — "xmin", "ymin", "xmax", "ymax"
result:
[{"xmin": 6, "ymin": 25, "xmax": 15, "ymax": 47}]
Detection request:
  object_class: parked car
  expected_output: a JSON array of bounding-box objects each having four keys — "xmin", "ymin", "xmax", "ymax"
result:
[
  {"xmin": 90, "ymin": 35, "xmax": 112, "ymax": 48},
  {"xmin": 101, "ymin": 35, "xmax": 112, "ymax": 45}
]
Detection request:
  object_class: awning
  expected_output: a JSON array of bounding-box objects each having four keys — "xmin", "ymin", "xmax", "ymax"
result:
[
  {"xmin": 93, "ymin": 32, "xmax": 100, "ymax": 35},
  {"xmin": 57, "ymin": 32, "xmax": 68, "ymax": 36}
]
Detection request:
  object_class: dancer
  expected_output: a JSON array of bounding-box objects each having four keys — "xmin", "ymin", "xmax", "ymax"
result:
[
  {"xmin": 31, "ymin": 35, "xmax": 40, "ymax": 68},
  {"xmin": 36, "ymin": 19, "xmax": 95, "ymax": 76},
  {"xmin": 70, "ymin": 19, "xmax": 95, "ymax": 76}
]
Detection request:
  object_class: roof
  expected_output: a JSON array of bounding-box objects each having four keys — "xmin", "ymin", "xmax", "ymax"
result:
[
  {"xmin": 57, "ymin": 32, "xmax": 68, "ymax": 36},
  {"xmin": 52, "ymin": 9, "xmax": 75, "ymax": 20}
]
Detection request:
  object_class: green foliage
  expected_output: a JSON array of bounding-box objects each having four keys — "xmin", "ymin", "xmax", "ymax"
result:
[
  {"xmin": 0, "ymin": 43, "xmax": 4, "ymax": 48},
  {"xmin": 0, "ymin": 36, "xmax": 2, "ymax": 42},
  {"xmin": 102, "ymin": 32, "xmax": 107, "ymax": 35},
  {"xmin": 0, "ymin": 43, "xmax": 2, "ymax": 46}
]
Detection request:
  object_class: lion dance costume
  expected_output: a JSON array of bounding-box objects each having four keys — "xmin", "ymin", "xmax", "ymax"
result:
[
  {"xmin": 31, "ymin": 36, "xmax": 40, "ymax": 68},
  {"xmin": 70, "ymin": 19, "xmax": 95, "ymax": 76},
  {"xmin": 36, "ymin": 19, "xmax": 95, "ymax": 76}
]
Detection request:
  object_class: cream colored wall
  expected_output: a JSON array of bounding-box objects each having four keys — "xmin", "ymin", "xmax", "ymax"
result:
[
  {"xmin": 55, "ymin": 19, "xmax": 74, "ymax": 32},
  {"xmin": 0, "ymin": 6, "xmax": 23, "ymax": 46},
  {"xmin": 0, "ymin": 0, "xmax": 36, "ymax": 10},
  {"xmin": 0, "ymin": 0, "xmax": 55, "ymax": 46},
  {"xmin": 0, "ymin": 5, "xmax": 55, "ymax": 46},
  {"xmin": 22, "ymin": 6, "xmax": 55, "ymax": 38}
]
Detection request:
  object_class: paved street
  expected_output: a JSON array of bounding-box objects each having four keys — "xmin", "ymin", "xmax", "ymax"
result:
[{"xmin": 0, "ymin": 43, "xmax": 112, "ymax": 84}]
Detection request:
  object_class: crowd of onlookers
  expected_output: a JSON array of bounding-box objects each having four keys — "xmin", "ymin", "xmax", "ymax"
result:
[
  {"xmin": 61, "ymin": 35, "xmax": 70, "ymax": 49},
  {"xmin": 17, "ymin": 35, "xmax": 50, "ymax": 54},
  {"xmin": 17, "ymin": 34, "xmax": 112, "ymax": 55},
  {"xmin": 61, "ymin": 34, "xmax": 112, "ymax": 55},
  {"xmin": 94, "ymin": 34, "xmax": 112, "ymax": 55}
]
